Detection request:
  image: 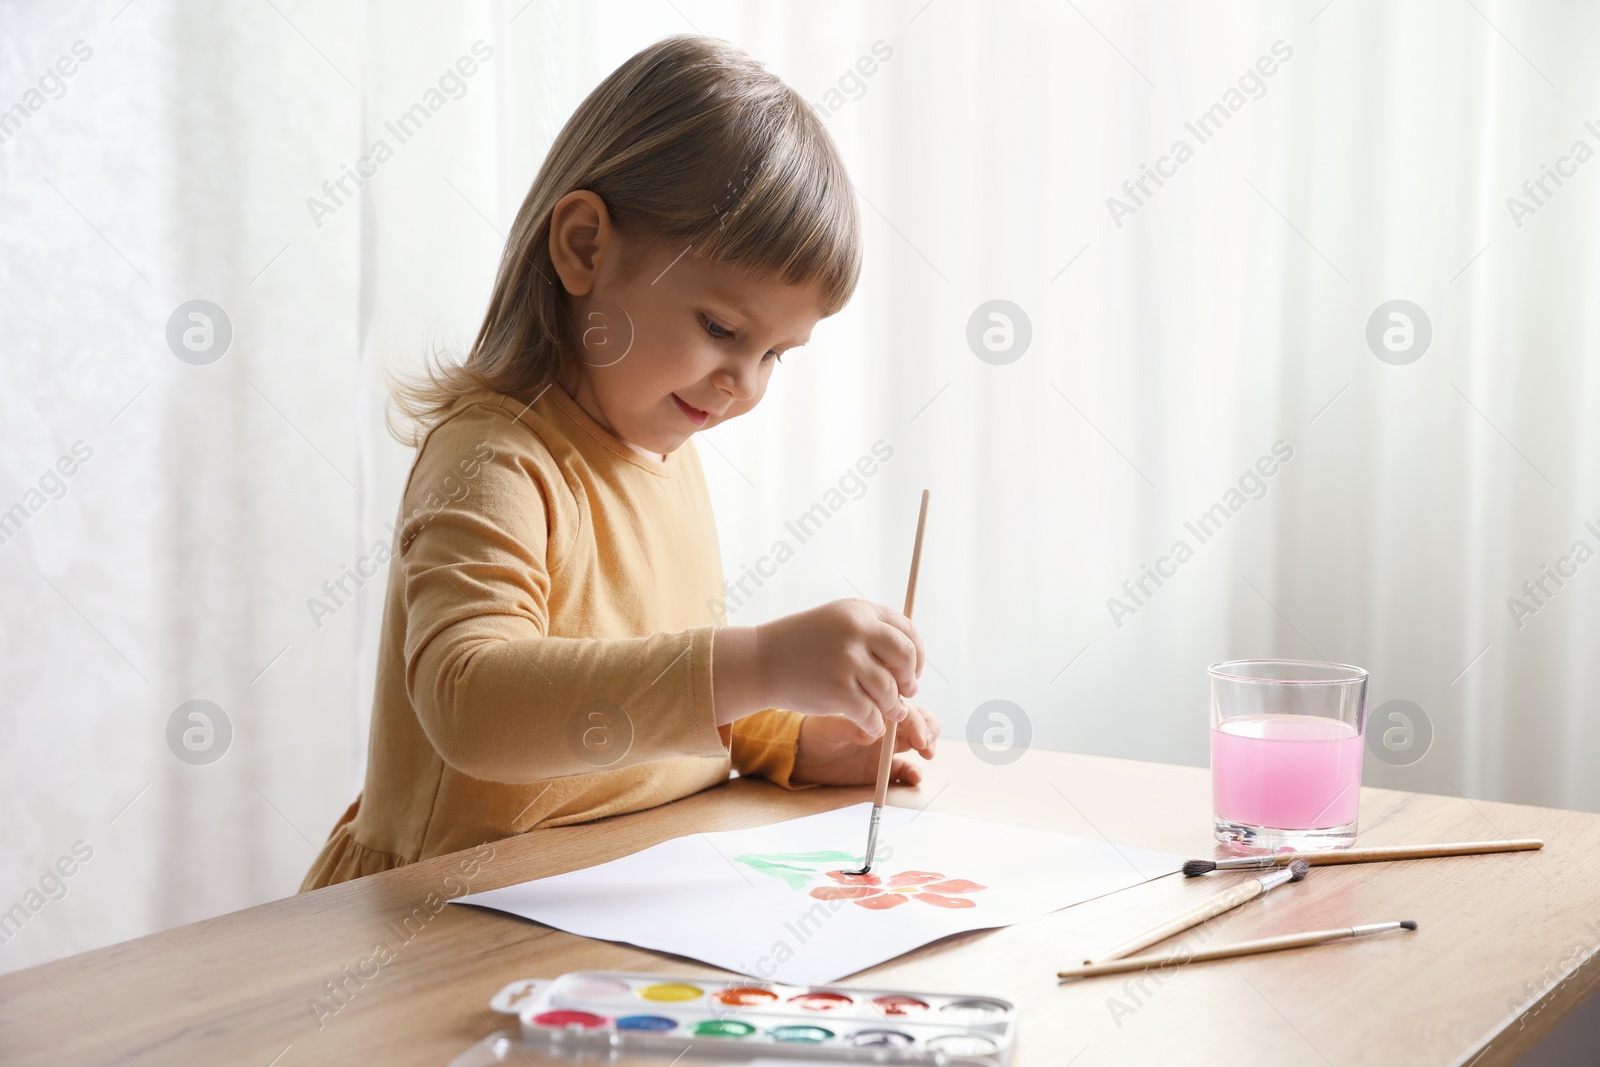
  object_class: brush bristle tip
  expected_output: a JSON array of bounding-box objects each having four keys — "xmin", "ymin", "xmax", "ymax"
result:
[
  {"xmin": 1400, "ymin": 919, "xmax": 1418, "ymax": 931},
  {"xmin": 1288, "ymin": 859, "xmax": 1310, "ymax": 881},
  {"xmin": 1182, "ymin": 860, "xmax": 1216, "ymax": 877}
]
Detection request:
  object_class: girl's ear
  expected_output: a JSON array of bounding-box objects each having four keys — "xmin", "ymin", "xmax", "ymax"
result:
[{"xmin": 548, "ymin": 190, "xmax": 613, "ymax": 297}]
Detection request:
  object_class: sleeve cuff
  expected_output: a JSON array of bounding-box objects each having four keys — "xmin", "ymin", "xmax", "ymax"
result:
[{"xmin": 729, "ymin": 708, "xmax": 815, "ymax": 790}]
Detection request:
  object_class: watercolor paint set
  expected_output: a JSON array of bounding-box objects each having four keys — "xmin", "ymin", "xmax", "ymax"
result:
[{"xmin": 479, "ymin": 969, "xmax": 1018, "ymax": 1064}]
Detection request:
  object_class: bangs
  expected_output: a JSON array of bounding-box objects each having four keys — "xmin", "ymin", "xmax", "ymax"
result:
[
  {"xmin": 608, "ymin": 92, "xmax": 862, "ymax": 317},
  {"xmin": 693, "ymin": 111, "xmax": 861, "ymax": 316}
]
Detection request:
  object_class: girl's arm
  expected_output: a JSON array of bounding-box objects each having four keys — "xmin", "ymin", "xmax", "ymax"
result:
[
  {"xmin": 402, "ymin": 405, "xmax": 924, "ymax": 786},
  {"xmin": 401, "ymin": 405, "xmax": 731, "ymax": 784},
  {"xmin": 709, "ymin": 624, "xmax": 765, "ymax": 724}
]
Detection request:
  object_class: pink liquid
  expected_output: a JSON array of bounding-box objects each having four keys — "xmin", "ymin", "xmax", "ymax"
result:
[{"xmin": 1211, "ymin": 715, "xmax": 1363, "ymax": 830}]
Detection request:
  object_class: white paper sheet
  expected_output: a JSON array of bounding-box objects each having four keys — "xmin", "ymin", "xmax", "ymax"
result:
[{"xmin": 452, "ymin": 802, "xmax": 1181, "ymax": 985}]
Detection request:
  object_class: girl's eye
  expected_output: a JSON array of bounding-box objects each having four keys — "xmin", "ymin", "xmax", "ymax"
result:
[
  {"xmin": 702, "ymin": 313, "xmax": 782, "ymax": 363},
  {"xmin": 700, "ymin": 314, "xmax": 734, "ymax": 339}
]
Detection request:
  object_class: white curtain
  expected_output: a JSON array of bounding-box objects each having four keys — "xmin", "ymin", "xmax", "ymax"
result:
[{"xmin": 2, "ymin": 0, "xmax": 1596, "ymax": 974}]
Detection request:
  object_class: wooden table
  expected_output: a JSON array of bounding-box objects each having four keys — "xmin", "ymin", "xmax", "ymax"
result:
[{"xmin": 3, "ymin": 743, "xmax": 1597, "ymax": 1066}]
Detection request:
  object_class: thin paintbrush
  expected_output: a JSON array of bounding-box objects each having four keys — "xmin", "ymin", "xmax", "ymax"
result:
[
  {"xmin": 1087, "ymin": 860, "xmax": 1309, "ymax": 964},
  {"xmin": 847, "ymin": 489, "xmax": 929, "ymax": 877},
  {"xmin": 1182, "ymin": 838, "xmax": 1543, "ymax": 876},
  {"xmin": 1058, "ymin": 920, "xmax": 1419, "ymax": 981}
]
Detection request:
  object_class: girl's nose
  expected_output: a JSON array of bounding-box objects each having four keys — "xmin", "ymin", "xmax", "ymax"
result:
[{"xmin": 714, "ymin": 357, "xmax": 761, "ymax": 402}]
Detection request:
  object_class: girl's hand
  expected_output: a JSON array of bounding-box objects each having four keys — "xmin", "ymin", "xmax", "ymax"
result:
[
  {"xmin": 754, "ymin": 599, "xmax": 925, "ymax": 738},
  {"xmin": 791, "ymin": 703, "xmax": 940, "ymax": 787}
]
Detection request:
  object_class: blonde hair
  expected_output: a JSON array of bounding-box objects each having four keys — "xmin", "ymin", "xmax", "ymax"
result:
[{"xmin": 389, "ymin": 34, "xmax": 862, "ymax": 445}]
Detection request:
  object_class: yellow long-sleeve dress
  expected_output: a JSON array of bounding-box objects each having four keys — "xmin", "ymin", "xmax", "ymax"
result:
[{"xmin": 299, "ymin": 385, "xmax": 805, "ymax": 891}]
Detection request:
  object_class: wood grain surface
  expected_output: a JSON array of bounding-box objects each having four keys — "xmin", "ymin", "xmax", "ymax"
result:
[{"xmin": 1, "ymin": 743, "xmax": 1595, "ymax": 1066}]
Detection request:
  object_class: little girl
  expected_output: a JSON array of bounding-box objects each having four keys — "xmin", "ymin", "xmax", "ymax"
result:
[{"xmin": 301, "ymin": 35, "xmax": 938, "ymax": 891}]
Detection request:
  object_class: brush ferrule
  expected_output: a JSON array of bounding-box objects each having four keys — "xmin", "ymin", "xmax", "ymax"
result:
[
  {"xmin": 1350, "ymin": 921, "xmax": 1404, "ymax": 937},
  {"xmin": 1215, "ymin": 855, "xmax": 1286, "ymax": 871},
  {"xmin": 1256, "ymin": 866, "xmax": 1297, "ymax": 892},
  {"xmin": 858, "ymin": 808, "xmax": 882, "ymax": 872}
]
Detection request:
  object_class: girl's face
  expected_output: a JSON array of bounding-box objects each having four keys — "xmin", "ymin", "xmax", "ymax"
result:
[{"xmin": 552, "ymin": 197, "xmax": 829, "ymax": 455}]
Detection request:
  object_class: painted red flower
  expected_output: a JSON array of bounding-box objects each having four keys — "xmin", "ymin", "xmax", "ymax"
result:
[{"xmin": 809, "ymin": 870, "xmax": 986, "ymax": 909}]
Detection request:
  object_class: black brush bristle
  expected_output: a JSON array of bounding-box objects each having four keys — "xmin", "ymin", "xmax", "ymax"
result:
[
  {"xmin": 1400, "ymin": 919, "xmax": 1418, "ymax": 931},
  {"xmin": 1287, "ymin": 859, "xmax": 1310, "ymax": 882},
  {"xmin": 1182, "ymin": 859, "xmax": 1217, "ymax": 877}
]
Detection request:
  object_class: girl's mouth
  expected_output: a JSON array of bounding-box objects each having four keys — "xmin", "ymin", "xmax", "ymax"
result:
[{"xmin": 670, "ymin": 393, "xmax": 709, "ymax": 427}]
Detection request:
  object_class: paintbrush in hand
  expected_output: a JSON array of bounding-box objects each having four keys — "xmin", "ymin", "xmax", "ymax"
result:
[{"xmin": 847, "ymin": 489, "xmax": 929, "ymax": 877}]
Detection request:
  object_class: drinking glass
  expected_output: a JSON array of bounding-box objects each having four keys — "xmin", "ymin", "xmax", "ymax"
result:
[{"xmin": 1209, "ymin": 659, "xmax": 1368, "ymax": 852}]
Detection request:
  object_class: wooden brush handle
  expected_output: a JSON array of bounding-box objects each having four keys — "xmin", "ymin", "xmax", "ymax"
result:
[
  {"xmin": 1093, "ymin": 880, "xmax": 1263, "ymax": 963},
  {"xmin": 902, "ymin": 490, "xmax": 928, "ymax": 621},
  {"xmin": 1298, "ymin": 839, "xmax": 1543, "ymax": 864},
  {"xmin": 871, "ymin": 725, "xmax": 896, "ymax": 807},
  {"xmin": 869, "ymin": 491, "xmax": 929, "ymax": 808}
]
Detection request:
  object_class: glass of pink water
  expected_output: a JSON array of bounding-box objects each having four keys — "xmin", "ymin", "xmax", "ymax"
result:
[{"xmin": 1209, "ymin": 659, "xmax": 1368, "ymax": 852}]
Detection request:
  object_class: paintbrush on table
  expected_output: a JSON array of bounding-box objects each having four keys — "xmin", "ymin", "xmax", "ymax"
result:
[
  {"xmin": 1086, "ymin": 860, "xmax": 1309, "ymax": 964},
  {"xmin": 1059, "ymin": 920, "xmax": 1419, "ymax": 981},
  {"xmin": 847, "ymin": 489, "xmax": 930, "ymax": 877},
  {"xmin": 1182, "ymin": 838, "xmax": 1543, "ymax": 876}
]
